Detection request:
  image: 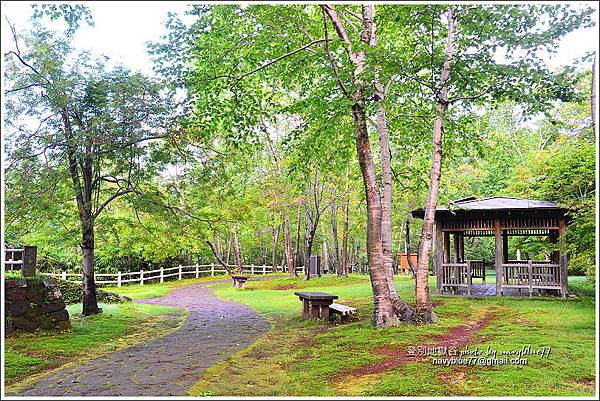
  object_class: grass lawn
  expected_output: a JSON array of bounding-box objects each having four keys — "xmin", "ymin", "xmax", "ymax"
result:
[
  {"xmin": 4, "ymin": 302, "xmax": 186, "ymax": 387},
  {"xmin": 186, "ymin": 274, "xmax": 595, "ymax": 397}
]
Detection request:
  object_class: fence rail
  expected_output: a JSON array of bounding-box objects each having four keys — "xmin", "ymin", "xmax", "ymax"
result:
[
  {"xmin": 39, "ymin": 264, "xmax": 306, "ymax": 286},
  {"xmin": 4, "ymin": 246, "xmax": 37, "ymax": 276}
]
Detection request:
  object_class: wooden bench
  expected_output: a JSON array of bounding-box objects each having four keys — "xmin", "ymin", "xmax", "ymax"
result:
[{"xmin": 328, "ymin": 303, "xmax": 357, "ymax": 323}]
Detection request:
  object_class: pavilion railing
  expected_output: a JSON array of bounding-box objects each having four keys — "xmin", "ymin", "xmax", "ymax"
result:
[
  {"xmin": 469, "ymin": 259, "xmax": 486, "ymax": 283},
  {"xmin": 502, "ymin": 260, "xmax": 561, "ymax": 296},
  {"xmin": 440, "ymin": 262, "xmax": 473, "ymax": 295}
]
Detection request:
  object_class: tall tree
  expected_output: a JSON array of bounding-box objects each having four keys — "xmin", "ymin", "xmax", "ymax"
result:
[
  {"xmin": 414, "ymin": 5, "xmax": 456, "ymax": 323},
  {"xmin": 5, "ymin": 24, "xmax": 168, "ymax": 315}
]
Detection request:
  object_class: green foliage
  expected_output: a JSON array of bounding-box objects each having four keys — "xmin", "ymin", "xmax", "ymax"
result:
[
  {"xmin": 56, "ymin": 280, "xmax": 132, "ymax": 304},
  {"xmin": 4, "ymin": 270, "xmax": 22, "ymax": 280},
  {"xmin": 4, "ymin": 18, "xmax": 170, "ymax": 276},
  {"xmin": 4, "ymin": 4, "xmax": 595, "ymax": 288},
  {"xmin": 56, "ymin": 280, "xmax": 85, "ymax": 304},
  {"xmin": 31, "ymin": 3, "xmax": 94, "ymax": 36},
  {"xmin": 511, "ymin": 135, "xmax": 595, "ymax": 276}
]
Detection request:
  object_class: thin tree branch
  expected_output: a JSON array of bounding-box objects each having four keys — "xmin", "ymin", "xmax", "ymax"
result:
[
  {"xmin": 207, "ymin": 240, "xmax": 233, "ymax": 274},
  {"xmin": 321, "ymin": 8, "xmax": 350, "ymax": 97},
  {"xmin": 4, "ymin": 83, "xmax": 42, "ymax": 94},
  {"xmin": 233, "ymin": 38, "xmax": 330, "ymax": 83},
  {"xmin": 93, "ymin": 188, "xmax": 138, "ymax": 220}
]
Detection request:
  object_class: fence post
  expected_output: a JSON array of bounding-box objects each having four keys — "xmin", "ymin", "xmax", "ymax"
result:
[
  {"xmin": 22, "ymin": 246, "xmax": 37, "ymax": 277},
  {"xmin": 118, "ymin": 271, "xmax": 122, "ymax": 287},
  {"xmin": 140, "ymin": 270, "xmax": 145, "ymax": 285},
  {"xmin": 61, "ymin": 271, "xmax": 67, "ymax": 281},
  {"xmin": 160, "ymin": 267, "xmax": 164, "ymax": 283},
  {"xmin": 196, "ymin": 264, "xmax": 200, "ymax": 278},
  {"xmin": 263, "ymin": 265, "xmax": 267, "ymax": 274},
  {"xmin": 178, "ymin": 264, "xmax": 182, "ymax": 280},
  {"xmin": 210, "ymin": 263, "xmax": 214, "ymax": 277},
  {"xmin": 251, "ymin": 265, "xmax": 255, "ymax": 275}
]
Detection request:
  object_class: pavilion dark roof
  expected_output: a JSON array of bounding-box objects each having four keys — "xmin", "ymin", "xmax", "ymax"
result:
[{"xmin": 411, "ymin": 196, "xmax": 567, "ymax": 219}]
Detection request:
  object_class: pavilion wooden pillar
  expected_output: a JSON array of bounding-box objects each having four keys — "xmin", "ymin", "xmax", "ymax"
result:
[
  {"xmin": 558, "ymin": 218, "xmax": 568, "ymax": 298},
  {"xmin": 459, "ymin": 233, "xmax": 465, "ymax": 262},
  {"xmin": 434, "ymin": 222, "xmax": 444, "ymax": 293},
  {"xmin": 494, "ymin": 218, "xmax": 503, "ymax": 296},
  {"xmin": 549, "ymin": 230, "xmax": 559, "ymax": 263},
  {"xmin": 443, "ymin": 232, "xmax": 451, "ymax": 263},
  {"xmin": 453, "ymin": 233, "xmax": 460, "ymax": 263},
  {"xmin": 502, "ymin": 233, "xmax": 509, "ymax": 263}
]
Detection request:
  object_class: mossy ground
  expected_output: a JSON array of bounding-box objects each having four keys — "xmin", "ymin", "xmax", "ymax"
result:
[
  {"xmin": 186, "ymin": 274, "xmax": 595, "ymax": 397},
  {"xmin": 4, "ymin": 302, "xmax": 186, "ymax": 386}
]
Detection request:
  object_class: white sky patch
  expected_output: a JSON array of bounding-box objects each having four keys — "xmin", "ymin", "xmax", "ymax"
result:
[{"xmin": 1, "ymin": 1, "xmax": 193, "ymax": 75}]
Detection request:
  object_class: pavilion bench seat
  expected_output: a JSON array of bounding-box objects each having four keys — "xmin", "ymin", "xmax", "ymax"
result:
[{"xmin": 329, "ymin": 303, "xmax": 357, "ymax": 323}]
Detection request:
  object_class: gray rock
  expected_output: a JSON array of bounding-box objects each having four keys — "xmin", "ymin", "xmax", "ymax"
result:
[
  {"xmin": 40, "ymin": 300, "xmax": 66, "ymax": 314},
  {"xmin": 7, "ymin": 300, "xmax": 28, "ymax": 316},
  {"xmin": 50, "ymin": 309, "xmax": 70, "ymax": 322}
]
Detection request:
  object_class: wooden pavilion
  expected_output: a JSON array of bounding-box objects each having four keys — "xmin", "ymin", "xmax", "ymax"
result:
[{"xmin": 411, "ymin": 196, "xmax": 569, "ymax": 298}]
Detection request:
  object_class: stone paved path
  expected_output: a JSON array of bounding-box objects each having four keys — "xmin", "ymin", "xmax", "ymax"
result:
[{"xmin": 9, "ymin": 280, "xmax": 270, "ymax": 396}]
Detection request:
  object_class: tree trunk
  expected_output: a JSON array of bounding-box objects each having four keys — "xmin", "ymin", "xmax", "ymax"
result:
[
  {"xmin": 81, "ymin": 218, "xmax": 100, "ymax": 316},
  {"xmin": 233, "ymin": 226, "xmax": 243, "ymax": 273},
  {"xmin": 350, "ymin": 240, "xmax": 357, "ymax": 274},
  {"xmin": 366, "ymin": 7, "xmax": 415, "ymax": 321},
  {"xmin": 323, "ymin": 240, "xmax": 330, "ymax": 274},
  {"xmin": 271, "ymin": 223, "xmax": 281, "ymax": 272},
  {"xmin": 352, "ymin": 101, "xmax": 399, "ymax": 327},
  {"xmin": 376, "ymin": 92, "xmax": 412, "ymax": 318},
  {"xmin": 303, "ymin": 205, "xmax": 316, "ymax": 280},
  {"xmin": 330, "ymin": 199, "xmax": 340, "ymax": 275},
  {"xmin": 225, "ymin": 237, "xmax": 232, "ymax": 265},
  {"xmin": 62, "ymin": 107, "xmax": 100, "ymax": 316},
  {"xmin": 294, "ymin": 204, "xmax": 302, "ymax": 268},
  {"xmin": 415, "ymin": 6, "xmax": 456, "ymax": 324},
  {"xmin": 341, "ymin": 171, "xmax": 350, "ymax": 277},
  {"xmin": 283, "ymin": 211, "xmax": 296, "ymax": 277}
]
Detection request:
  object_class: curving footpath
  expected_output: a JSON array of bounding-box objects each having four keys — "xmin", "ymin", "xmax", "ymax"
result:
[{"xmin": 8, "ymin": 280, "xmax": 270, "ymax": 396}]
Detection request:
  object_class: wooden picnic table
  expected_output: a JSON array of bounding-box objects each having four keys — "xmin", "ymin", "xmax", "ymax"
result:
[
  {"xmin": 231, "ymin": 275, "xmax": 249, "ymax": 288},
  {"xmin": 294, "ymin": 291, "xmax": 338, "ymax": 320}
]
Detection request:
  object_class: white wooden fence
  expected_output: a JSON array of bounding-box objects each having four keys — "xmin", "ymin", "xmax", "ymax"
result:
[
  {"xmin": 39, "ymin": 264, "xmax": 305, "ymax": 287},
  {"xmin": 4, "ymin": 248, "xmax": 24, "ymax": 270}
]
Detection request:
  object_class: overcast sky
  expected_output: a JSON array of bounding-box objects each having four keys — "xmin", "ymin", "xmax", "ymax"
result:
[{"xmin": 1, "ymin": 1, "xmax": 598, "ymax": 75}]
